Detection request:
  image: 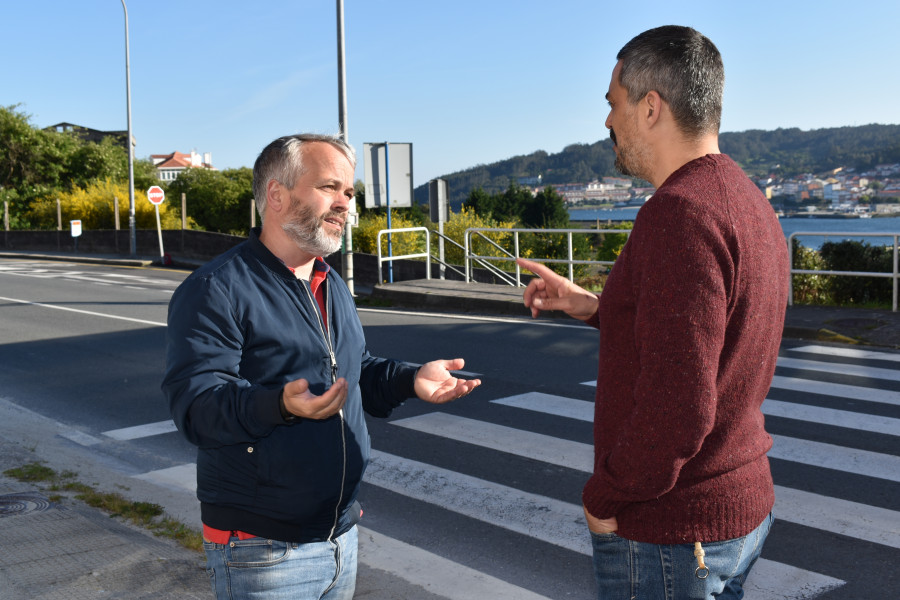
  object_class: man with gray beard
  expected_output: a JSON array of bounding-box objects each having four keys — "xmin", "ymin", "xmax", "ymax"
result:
[{"xmin": 163, "ymin": 134, "xmax": 480, "ymax": 600}]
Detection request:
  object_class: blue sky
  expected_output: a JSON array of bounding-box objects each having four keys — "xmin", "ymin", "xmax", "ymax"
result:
[{"xmin": 3, "ymin": 1, "xmax": 898, "ymax": 188}]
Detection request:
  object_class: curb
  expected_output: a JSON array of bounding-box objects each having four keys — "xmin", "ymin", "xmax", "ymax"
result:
[{"xmin": 0, "ymin": 252, "xmax": 154, "ymax": 268}]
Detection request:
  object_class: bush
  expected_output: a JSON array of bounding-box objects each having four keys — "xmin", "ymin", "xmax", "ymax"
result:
[
  {"xmin": 791, "ymin": 239, "xmax": 830, "ymax": 304},
  {"xmin": 791, "ymin": 239, "xmax": 895, "ymax": 307},
  {"xmin": 436, "ymin": 207, "xmax": 517, "ymax": 268},
  {"xmin": 355, "ymin": 211, "xmax": 424, "ymax": 257},
  {"xmin": 819, "ymin": 240, "xmax": 893, "ymax": 305},
  {"xmin": 595, "ymin": 221, "xmax": 633, "ymax": 263},
  {"xmin": 26, "ymin": 179, "xmax": 185, "ymax": 230}
]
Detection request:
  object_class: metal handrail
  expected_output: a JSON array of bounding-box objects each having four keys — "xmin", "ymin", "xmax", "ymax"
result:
[
  {"xmin": 376, "ymin": 227, "xmax": 431, "ymax": 283},
  {"xmin": 788, "ymin": 231, "xmax": 900, "ymax": 312},
  {"xmin": 463, "ymin": 227, "xmax": 631, "ymax": 285}
]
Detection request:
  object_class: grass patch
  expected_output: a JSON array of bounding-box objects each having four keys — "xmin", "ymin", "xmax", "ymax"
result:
[
  {"xmin": 3, "ymin": 461, "xmax": 203, "ymax": 552},
  {"xmin": 354, "ymin": 295, "xmax": 393, "ymax": 307}
]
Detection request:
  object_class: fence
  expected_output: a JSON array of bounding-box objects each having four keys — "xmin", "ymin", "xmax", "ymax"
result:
[
  {"xmin": 375, "ymin": 226, "xmax": 629, "ymax": 286},
  {"xmin": 788, "ymin": 231, "xmax": 900, "ymax": 312}
]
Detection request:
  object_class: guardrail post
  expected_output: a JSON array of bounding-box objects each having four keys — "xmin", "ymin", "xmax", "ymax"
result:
[
  {"xmin": 787, "ymin": 233, "xmax": 795, "ymax": 307},
  {"xmin": 894, "ymin": 235, "xmax": 898, "ymax": 312}
]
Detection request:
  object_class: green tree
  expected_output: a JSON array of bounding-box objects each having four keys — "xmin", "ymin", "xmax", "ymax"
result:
[
  {"xmin": 0, "ymin": 105, "xmax": 77, "ymax": 224},
  {"xmin": 166, "ymin": 167, "xmax": 254, "ymax": 234},
  {"xmin": 520, "ymin": 186, "xmax": 569, "ymax": 228}
]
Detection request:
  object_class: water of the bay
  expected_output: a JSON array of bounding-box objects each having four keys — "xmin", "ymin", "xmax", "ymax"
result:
[{"xmin": 569, "ymin": 207, "xmax": 900, "ymax": 250}]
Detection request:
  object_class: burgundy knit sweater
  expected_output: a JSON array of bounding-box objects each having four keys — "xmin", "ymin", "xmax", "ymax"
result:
[{"xmin": 582, "ymin": 154, "xmax": 789, "ymax": 544}]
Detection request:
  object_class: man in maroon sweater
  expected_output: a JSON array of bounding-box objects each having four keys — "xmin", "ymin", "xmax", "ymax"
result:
[{"xmin": 519, "ymin": 25, "xmax": 789, "ymax": 599}]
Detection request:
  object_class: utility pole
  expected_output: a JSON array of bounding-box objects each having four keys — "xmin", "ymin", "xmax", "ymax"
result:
[
  {"xmin": 337, "ymin": 0, "xmax": 356, "ymax": 295},
  {"xmin": 121, "ymin": 0, "xmax": 136, "ymax": 256}
]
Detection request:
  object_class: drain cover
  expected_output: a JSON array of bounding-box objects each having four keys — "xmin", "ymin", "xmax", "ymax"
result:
[{"xmin": 0, "ymin": 492, "xmax": 53, "ymax": 517}]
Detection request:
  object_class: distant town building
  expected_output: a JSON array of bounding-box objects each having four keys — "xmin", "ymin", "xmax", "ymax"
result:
[
  {"xmin": 517, "ymin": 175, "xmax": 542, "ymax": 187},
  {"xmin": 151, "ymin": 151, "xmax": 216, "ymax": 182},
  {"xmin": 44, "ymin": 122, "xmax": 128, "ymax": 148}
]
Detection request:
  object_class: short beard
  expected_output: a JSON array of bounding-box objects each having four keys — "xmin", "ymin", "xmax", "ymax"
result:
[
  {"xmin": 282, "ymin": 203, "xmax": 343, "ymax": 257},
  {"xmin": 611, "ymin": 127, "xmax": 651, "ymax": 181}
]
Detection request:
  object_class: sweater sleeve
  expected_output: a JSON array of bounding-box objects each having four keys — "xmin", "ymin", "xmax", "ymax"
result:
[
  {"xmin": 583, "ymin": 194, "xmax": 732, "ymax": 519},
  {"xmin": 162, "ymin": 275, "xmax": 284, "ymax": 449}
]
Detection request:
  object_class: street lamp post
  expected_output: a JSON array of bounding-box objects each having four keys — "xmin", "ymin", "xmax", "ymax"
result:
[
  {"xmin": 121, "ymin": 0, "xmax": 136, "ymax": 256},
  {"xmin": 337, "ymin": 0, "xmax": 355, "ymax": 295}
]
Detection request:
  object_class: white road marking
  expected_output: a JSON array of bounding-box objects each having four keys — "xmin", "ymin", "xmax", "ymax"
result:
[
  {"xmin": 365, "ymin": 450, "xmax": 843, "ymax": 599},
  {"xmin": 0, "ymin": 296, "xmax": 166, "ymax": 327},
  {"xmin": 132, "ymin": 463, "xmax": 196, "ymax": 493},
  {"xmin": 769, "ymin": 375, "xmax": 900, "ymax": 407},
  {"xmin": 103, "ymin": 420, "xmax": 178, "ymax": 441},
  {"xmin": 769, "ymin": 434, "xmax": 900, "ymax": 483},
  {"xmin": 790, "ymin": 344, "xmax": 900, "ymax": 362},
  {"xmin": 395, "ymin": 410, "xmax": 900, "ymax": 546},
  {"xmin": 358, "ymin": 526, "xmax": 556, "ymax": 600},
  {"xmin": 366, "ymin": 450, "xmax": 587, "ymax": 553},
  {"xmin": 58, "ymin": 427, "xmax": 102, "ymax": 446},
  {"xmin": 499, "ymin": 392, "xmax": 900, "ymax": 437},
  {"xmin": 777, "ymin": 356, "xmax": 900, "ymax": 382},
  {"xmin": 763, "ymin": 399, "xmax": 900, "ymax": 435}
]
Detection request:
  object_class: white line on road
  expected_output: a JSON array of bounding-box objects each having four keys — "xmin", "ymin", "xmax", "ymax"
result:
[
  {"xmin": 392, "ymin": 412, "xmax": 593, "ymax": 471},
  {"xmin": 0, "ymin": 296, "xmax": 166, "ymax": 327},
  {"xmin": 581, "ymin": 374, "xmax": 900, "ymax": 409},
  {"xmin": 769, "ymin": 434, "xmax": 900, "ymax": 483},
  {"xmin": 58, "ymin": 427, "xmax": 103, "ymax": 447},
  {"xmin": 365, "ymin": 450, "xmax": 842, "ymax": 600},
  {"xmin": 768, "ymin": 375, "xmax": 900, "ymax": 407},
  {"xmin": 774, "ymin": 485, "xmax": 900, "ymax": 550},
  {"xmin": 366, "ymin": 450, "xmax": 587, "ymax": 553},
  {"xmin": 763, "ymin": 399, "xmax": 900, "ymax": 436},
  {"xmin": 789, "ymin": 344, "xmax": 900, "ymax": 362},
  {"xmin": 132, "ymin": 463, "xmax": 196, "ymax": 493},
  {"xmin": 103, "ymin": 420, "xmax": 178, "ymax": 441},
  {"xmin": 358, "ymin": 526, "xmax": 556, "ymax": 600},
  {"xmin": 497, "ymin": 392, "xmax": 900, "ymax": 436},
  {"xmin": 393, "ymin": 410, "xmax": 900, "ymax": 545},
  {"xmin": 777, "ymin": 356, "xmax": 900, "ymax": 382}
]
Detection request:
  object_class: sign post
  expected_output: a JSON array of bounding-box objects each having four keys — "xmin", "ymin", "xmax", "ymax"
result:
[
  {"xmin": 147, "ymin": 185, "xmax": 166, "ymax": 258},
  {"xmin": 363, "ymin": 142, "xmax": 413, "ymax": 283}
]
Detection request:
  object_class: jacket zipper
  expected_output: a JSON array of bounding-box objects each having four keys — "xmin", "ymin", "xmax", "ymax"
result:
[{"xmin": 300, "ymin": 278, "xmax": 346, "ymax": 541}]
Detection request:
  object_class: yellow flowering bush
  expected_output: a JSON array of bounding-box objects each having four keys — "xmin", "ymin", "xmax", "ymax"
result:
[
  {"xmin": 435, "ymin": 207, "xmax": 518, "ymax": 269},
  {"xmin": 354, "ymin": 212, "xmax": 425, "ymax": 257},
  {"xmin": 27, "ymin": 179, "xmax": 184, "ymax": 230}
]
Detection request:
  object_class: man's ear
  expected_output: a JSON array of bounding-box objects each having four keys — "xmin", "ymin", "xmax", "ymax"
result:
[
  {"xmin": 643, "ymin": 91, "xmax": 662, "ymax": 126},
  {"xmin": 266, "ymin": 179, "xmax": 286, "ymax": 214}
]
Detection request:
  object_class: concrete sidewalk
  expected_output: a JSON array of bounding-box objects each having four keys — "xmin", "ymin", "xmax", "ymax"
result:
[{"xmin": 2, "ymin": 250, "xmax": 900, "ymax": 599}]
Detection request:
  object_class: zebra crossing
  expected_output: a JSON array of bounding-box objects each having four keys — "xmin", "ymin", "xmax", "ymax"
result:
[{"xmin": 115, "ymin": 343, "xmax": 899, "ymax": 599}]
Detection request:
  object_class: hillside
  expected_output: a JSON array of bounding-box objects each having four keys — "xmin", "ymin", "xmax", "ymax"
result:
[{"xmin": 414, "ymin": 124, "xmax": 900, "ymax": 207}]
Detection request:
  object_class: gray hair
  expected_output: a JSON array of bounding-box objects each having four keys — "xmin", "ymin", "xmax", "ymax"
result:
[
  {"xmin": 617, "ymin": 25, "xmax": 724, "ymax": 139},
  {"xmin": 252, "ymin": 134, "xmax": 356, "ymax": 221}
]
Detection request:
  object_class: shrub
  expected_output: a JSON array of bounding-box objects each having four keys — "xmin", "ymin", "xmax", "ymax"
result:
[
  {"xmin": 595, "ymin": 221, "xmax": 634, "ymax": 264},
  {"xmin": 819, "ymin": 240, "xmax": 893, "ymax": 305},
  {"xmin": 26, "ymin": 179, "xmax": 185, "ymax": 230}
]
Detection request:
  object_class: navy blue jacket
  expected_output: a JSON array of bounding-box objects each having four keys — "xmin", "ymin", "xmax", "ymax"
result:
[{"xmin": 162, "ymin": 229, "xmax": 417, "ymax": 542}]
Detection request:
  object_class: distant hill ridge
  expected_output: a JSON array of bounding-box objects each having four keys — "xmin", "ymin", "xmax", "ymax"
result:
[{"xmin": 414, "ymin": 123, "xmax": 900, "ymax": 207}]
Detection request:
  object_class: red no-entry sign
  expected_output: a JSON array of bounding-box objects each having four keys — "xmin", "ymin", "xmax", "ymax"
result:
[{"xmin": 147, "ymin": 185, "xmax": 165, "ymax": 205}]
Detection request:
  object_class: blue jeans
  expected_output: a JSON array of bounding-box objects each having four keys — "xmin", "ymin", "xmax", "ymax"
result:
[
  {"xmin": 203, "ymin": 525, "xmax": 357, "ymax": 600},
  {"xmin": 590, "ymin": 512, "xmax": 773, "ymax": 600}
]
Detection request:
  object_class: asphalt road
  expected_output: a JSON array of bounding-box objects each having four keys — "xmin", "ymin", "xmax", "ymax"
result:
[{"xmin": 1, "ymin": 256, "xmax": 898, "ymax": 599}]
